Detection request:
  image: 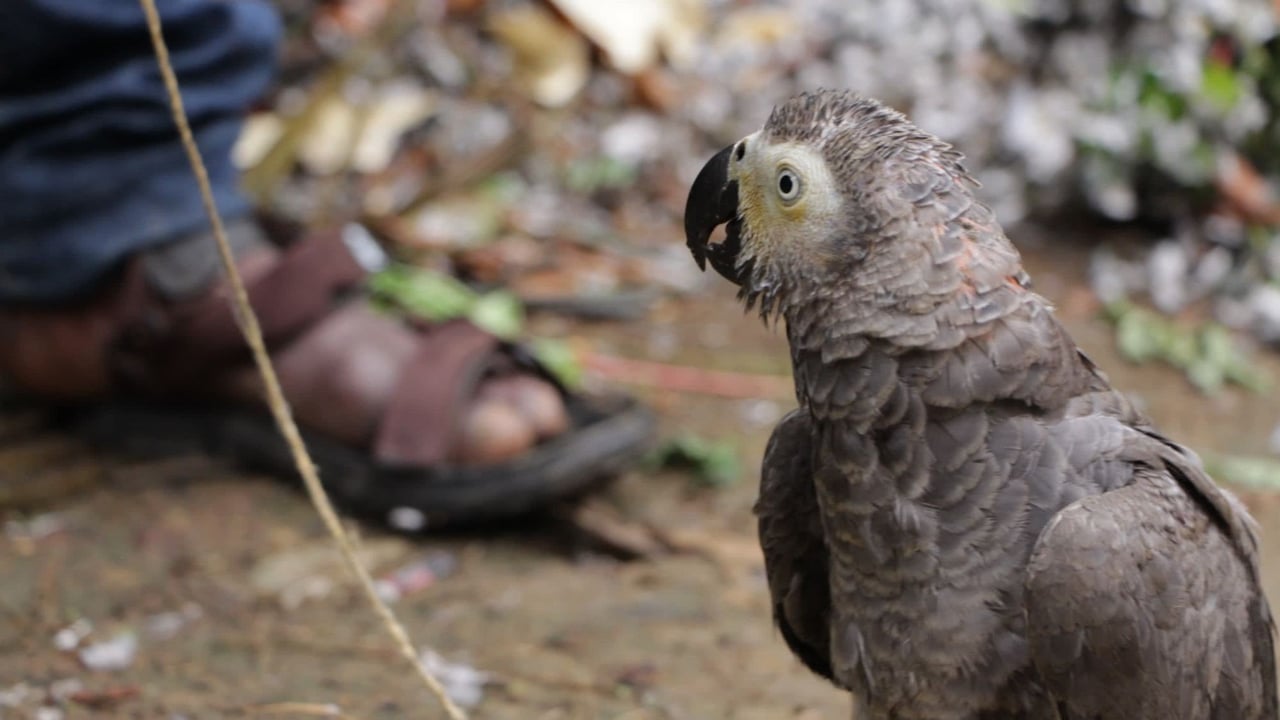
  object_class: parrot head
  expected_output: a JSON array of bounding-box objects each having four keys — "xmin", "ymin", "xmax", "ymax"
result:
[{"xmin": 685, "ymin": 89, "xmax": 977, "ymax": 323}]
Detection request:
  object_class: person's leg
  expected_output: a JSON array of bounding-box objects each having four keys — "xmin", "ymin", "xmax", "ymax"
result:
[
  {"xmin": 0, "ymin": 0, "xmax": 654, "ymax": 525},
  {"xmin": 0, "ymin": 0, "xmax": 280, "ymax": 303}
]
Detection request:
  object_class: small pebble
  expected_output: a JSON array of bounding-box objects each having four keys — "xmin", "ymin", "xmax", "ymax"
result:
[
  {"xmin": 52, "ymin": 619, "xmax": 92, "ymax": 652},
  {"xmin": 387, "ymin": 507, "xmax": 428, "ymax": 533},
  {"xmin": 418, "ymin": 650, "xmax": 491, "ymax": 708},
  {"xmin": 78, "ymin": 633, "xmax": 138, "ymax": 672}
]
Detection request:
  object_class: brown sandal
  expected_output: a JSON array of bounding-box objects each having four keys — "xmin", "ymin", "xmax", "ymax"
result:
[{"xmin": 0, "ymin": 224, "xmax": 655, "ymax": 528}]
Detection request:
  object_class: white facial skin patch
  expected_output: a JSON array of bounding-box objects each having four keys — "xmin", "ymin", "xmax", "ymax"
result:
[{"xmin": 729, "ymin": 132, "xmax": 845, "ymax": 272}]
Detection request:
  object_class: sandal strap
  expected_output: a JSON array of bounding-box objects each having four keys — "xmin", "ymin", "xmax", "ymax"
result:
[
  {"xmin": 373, "ymin": 319, "xmax": 503, "ymax": 466},
  {"xmin": 113, "ymin": 228, "xmax": 368, "ymax": 390}
]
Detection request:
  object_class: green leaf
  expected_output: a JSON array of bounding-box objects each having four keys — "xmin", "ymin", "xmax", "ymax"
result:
[
  {"xmin": 369, "ymin": 265, "xmax": 475, "ymax": 321},
  {"xmin": 1185, "ymin": 358, "xmax": 1224, "ymax": 393},
  {"xmin": 565, "ymin": 156, "xmax": 638, "ymax": 194},
  {"xmin": 1204, "ymin": 454, "xmax": 1280, "ymax": 492},
  {"xmin": 1105, "ymin": 301, "xmax": 1270, "ymax": 394},
  {"xmin": 370, "ymin": 264, "xmax": 528, "ymax": 338},
  {"xmin": 469, "ymin": 290, "xmax": 524, "ymax": 339},
  {"xmin": 1114, "ymin": 305, "xmax": 1160, "ymax": 362},
  {"xmin": 1201, "ymin": 61, "xmax": 1241, "ymax": 111},
  {"xmin": 1138, "ymin": 70, "xmax": 1187, "ymax": 120},
  {"xmin": 529, "ymin": 338, "xmax": 584, "ymax": 389},
  {"xmin": 646, "ymin": 436, "xmax": 742, "ymax": 488}
]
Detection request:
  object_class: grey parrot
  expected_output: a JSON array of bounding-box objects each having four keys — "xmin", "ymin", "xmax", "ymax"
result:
[{"xmin": 683, "ymin": 89, "xmax": 1277, "ymax": 720}]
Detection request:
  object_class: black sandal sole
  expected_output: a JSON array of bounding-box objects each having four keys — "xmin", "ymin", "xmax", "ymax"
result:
[{"xmin": 34, "ymin": 392, "xmax": 656, "ymax": 528}]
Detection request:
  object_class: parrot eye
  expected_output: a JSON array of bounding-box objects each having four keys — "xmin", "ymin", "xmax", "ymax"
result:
[
  {"xmin": 734, "ymin": 142, "xmax": 746, "ymax": 161},
  {"xmin": 776, "ymin": 167, "xmax": 802, "ymax": 203}
]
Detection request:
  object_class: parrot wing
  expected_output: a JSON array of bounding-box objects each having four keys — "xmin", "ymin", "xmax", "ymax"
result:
[
  {"xmin": 1025, "ymin": 426, "xmax": 1277, "ymax": 720},
  {"xmin": 756, "ymin": 408, "xmax": 835, "ymax": 683}
]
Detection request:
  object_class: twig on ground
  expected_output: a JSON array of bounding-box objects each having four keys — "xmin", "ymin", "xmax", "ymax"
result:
[
  {"xmin": 136, "ymin": 2, "xmax": 467, "ymax": 717},
  {"xmin": 243, "ymin": 701, "xmax": 356, "ymax": 718},
  {"xmin": 67, "ymin": 686, "xmax": 142, "ymax": 711},
  {"xmin": 551, "ymin": 499, "xmax": 669, "ymax": 560}
]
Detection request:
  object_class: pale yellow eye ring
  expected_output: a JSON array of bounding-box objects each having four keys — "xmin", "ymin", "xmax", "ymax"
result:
[{"xmin": 776, "ymin": 166, "xmax": 802, "ymax": 204}]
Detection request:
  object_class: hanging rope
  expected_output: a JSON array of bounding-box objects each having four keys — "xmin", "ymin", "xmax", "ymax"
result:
[{"xmin": 135, "ymin": 1, "xmax": 467, "ymax": 716}]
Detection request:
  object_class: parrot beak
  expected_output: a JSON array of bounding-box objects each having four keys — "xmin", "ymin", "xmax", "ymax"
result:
[{"xmin": 684, "ymin": 144, "xmax": 743, "ymax": 284}]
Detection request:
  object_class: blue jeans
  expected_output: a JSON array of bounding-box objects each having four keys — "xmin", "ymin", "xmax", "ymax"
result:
[{"xmin": 0, "ymin": 0, "xmax": 281, "ymax": 302}]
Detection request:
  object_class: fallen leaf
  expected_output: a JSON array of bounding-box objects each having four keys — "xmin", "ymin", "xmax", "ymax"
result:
[
  {"xmin": 232, "ymin": 113, "xmax": 285, "ymax": 170},
  {"xmin": 297, "ymin": 96, "xmax": 362, "ymax": 176},
  {"xmin": 295, "ymin": 82, "xmax": 437, "ymax": 176},
  {"xmin": 546, "ymin": 0, "xmax": 706, "ymax": 74},
  {"xmin": 487, "ymin": 5, "xmax": 590, "ymax": 108},
  {"xmin": 350, "ymin": 81, "xmax": 436, "ymax": 173},
  {"xmin": 714, "ymin": 7, "xmax": 801, "ymax": 48}
]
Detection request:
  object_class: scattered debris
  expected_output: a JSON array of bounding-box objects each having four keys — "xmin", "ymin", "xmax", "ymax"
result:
[
  {"xmin": 286, "ymin": 80, "xmax": 438, "ymax": 177},
  {"xmin": 650, "ymin": 526, "xmax": 765, "ymax": 575},
  {"xmin": 233, "ymin": 113, "xmax": 285, "ymax": 170},
  {"xmin": 547, "ymin": 0, "xmax": 704, "ymax": 74},
  {"xmin": 52, "ymin": 619, "xmax": 92, "ymax": 652},
  {"xmin": 247, "ymin": 701, "xmax": 345, "ymax": 717},
  {"xmin": 249, "ymin": 538, "xmax": 410, "ymax": 609},
  {"xmin": 143, "ymin": 603, "xmax": 204, "ymax": 641},
  {"xmin": 487, "ymin": 4, "xmax": 590, "ymax": 108},
  {"xmin": 387, "ymin": 506, "xmax": 428, "ymax": 532},
  {"xmin": 67, "ymin": 685, "xmax": 141, "ymax": 711},
  {"xmin": 739, "ymin": 398, "xmax": 784, "ymax": 429},
  {"xmin": 78, "ymin": 632, "xmax": 139, "ymax": 672},
  {"xmin": 48, "ymin": 678, "xmax": 84, "ymax": 703},
  {"xmin": 556, "ymin": 498, "xmax": 669, "ymax": 560},
  {"xmin": 418, "ymin": 650, "xmax": 491, "ymax": 709},
  {"xmin": 0, "ymin": 682, "xmax": 32, "ymax": 708},
  {"xmin": 612, "ymin": 663, "xmax": 658, "ymax": 692},
  {"xmin": 374, "ymin": 551, "xmax": 459, "ymax": 603},
  {"xmin": 5, "ymin": 512, "xmax": 67, "ymax": 543}
]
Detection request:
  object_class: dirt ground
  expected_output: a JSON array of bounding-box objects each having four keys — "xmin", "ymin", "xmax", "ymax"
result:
[{"xmin": 4, "ymin": 227, "xmax": 1280, "ymax": 720}]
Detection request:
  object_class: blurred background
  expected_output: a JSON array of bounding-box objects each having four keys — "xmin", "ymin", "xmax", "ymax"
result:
[{"xmin": 5, "ymin": 0, "xmax": 1280, "ymax": 717}]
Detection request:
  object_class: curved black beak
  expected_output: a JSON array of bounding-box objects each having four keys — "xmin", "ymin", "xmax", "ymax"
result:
[{"xmin": 684, "ymin": 144, "xmax": 742, "ymax": 283}]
